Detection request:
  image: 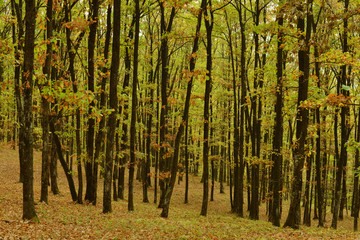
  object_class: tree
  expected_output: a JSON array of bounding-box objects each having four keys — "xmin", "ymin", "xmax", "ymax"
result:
[
  {"xmin": 103, "ymin": 0, "xmax": 120, "ymax": 213},
  {"xmin": 128, "ymin": 0, "xmax": 140, "ymax": 211},
  {"xmin": 40, "ymin": 0, "xmax": 53, "ymax": 204},
  {"xmin": 331, "ymin": 0, "xmax": 350, "ymax": 229},
  {"xmin": 270, "ymin": 0, "xmax": 284, "ymax": 227},
  {"xmin": 21, "ymin": 0, "xmax": 38, "ymax": 221},
  {"xmin": 85, "ymin": 0, "xmax": 100, "ymax": 203},
  {"xmin": 200, "ymin": 0, "xmax": 214, "ymax": 217},
  {"xmin": 283, "ymin": 0, "xmax": 312, "ymax": 229}
]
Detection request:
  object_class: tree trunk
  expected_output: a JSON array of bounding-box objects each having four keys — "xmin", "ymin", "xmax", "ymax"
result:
[
  {"xmin": 93, "ymin": 4, "xmax": 112, "ymax": 206},
  {"xmin": 11, "ymin": 0, "xmax": 24, "ymax": 183},
  {"xmin": 128, "ymin": 0, "xmax": 140, "ymax": 211},
  {"xmin": 270, "ymin": 2, "xmax": 284, "ymax": 226},
  {"xmin": 103, "ymin": 0, "xmax": 120, "ymax": 213},
  {"xmin": 50, "ymin": 121, "xmax": 77, "ymax": 202},
  {"xmin": 40, "ymin": 0, "xmax": 53, "ymax": 204},
  {"xmin": 158, "ymin": 3, "xmax": 176, "ymax": 209},
  {"xmin": 200, "ymin": 1, "xmax": 213, "ymax": 216},
  {"xmin": 85, "ymin": 0, "xmax": 99, "ymax": 202},
  {"xmin": 283, "ymin": 1, "xmax": 312, "ymax": 228},
  {"xmin": 21, "ymin": 0, "xmax": 37, "ymax": 221},
  {"xmin": 331, "ymin": 0, "xmax": 349, "ymax": 229}
]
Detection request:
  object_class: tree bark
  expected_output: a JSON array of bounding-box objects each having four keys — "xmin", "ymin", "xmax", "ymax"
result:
[
  {"xmin": 103, "ymin": 0, "xmax": 120, "ymax": 213},
  {"xmin": 283, "ymin": 0, "xmax": 312, "ymax": 228},
  {"xmin": 270, "ymin": 2, "xmax": 284, "ymax": 226},
  {"xmin": 85, "ymin": 0, "xmax": 99, "ymax": 202},
  {"xmin": 21, "ymin": 0, "xmax": 38, "ymax": 221},
  {"xmin": 331, "ymin": 0, "xmax": 350, "ymax": 229},
  {"xmin": 40, "ymin": 0, "xmax": 53, "ymax": 204},
  {"xmin": 128, "ymin": 0, "xmax": 140, "ymax": 211}
]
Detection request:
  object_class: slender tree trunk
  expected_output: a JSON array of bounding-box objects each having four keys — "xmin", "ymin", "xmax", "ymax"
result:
[
  {"xmin": 11, "ymin": 0, "xmax": 24, "ymax": 183},
  {"xmin": 118, "ymin": 22, "xmax": 133, "ymax": 200},
  {"xmin": 92, "ymin": 4, "xmax": 112, "ymax": 206},
  {"xmin": 85, "ymin": 0, "xmax": 99, "ymax": 202},
  {"xmin": 200, "ymin": 0, "xmax": 213, "ymax": 216},
  {"xmin": 313, "ymin": 20, "xmax": 324, "ymax": 226},
  {"xmin": 353, "ymin": 109, "xmax": 360, "ymax": 231},
  {"xmin": 50, "ymin": 121, "xmax": 77, "ymax": 201},
  {"xmin": 303, "ymin": 142, "xmax": 313, "ymax": 226},
  {"xmin": 185, "ymin": 119, "xmax": 189, "ymax": 203},
  {"xmin": 331, "ymin": 0, "xmax": 350, "ymax": 229},
  {"xmin": 128, "ymin": 0, "xmax": 140, "ymax": 211},
  {"xmin": 250, "ymin": 0, "xmax": 261, "ymax": 220},
  {"xmin": 40, "ymin": 0, "xmax": 53, "ymax": 204}
]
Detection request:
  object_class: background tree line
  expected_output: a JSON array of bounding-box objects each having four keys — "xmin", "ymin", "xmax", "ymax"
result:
[{"xmin": 0, "ymin": 0, "xmax": 360, "ymax": 231}]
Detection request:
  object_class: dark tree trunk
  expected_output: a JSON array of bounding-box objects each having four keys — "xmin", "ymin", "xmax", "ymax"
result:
[
  {"xmin": 85, "ymin": 0, "xmax": 99, "ymax": 202},
  {"xmin": 200, "ymin": 0, "xmax": 213, "ymax": 216},
  {"xmin": 128, "ymin": 0, "xmax": 140, "ymax": 211},
  {"xmin": 93, "ymin": 4, "xmax": 112, "ymax": 206},
  {"xmin": 313, "ymin": 20, "xmax": 324, "ymax": 226},
  {"xmin": 250, "ymin": 0, "xmax": 261, "ymax": 220},
  {"xmin": 118, "ymin": 21, "xmax": 134, "ymax": 200},
  {"xmin": 64, "ymin": 0, "xmax": 84, "ymax": 205},
  {"xmin": 283, "ymin": 1, "xmax": 312, "ymax": 229},
  {"xmin": 144, "ymin": 12, "xmax": 155, "ymax": 203},
  {"xmin": 50, "ymin": 121, "xmax": 77, "ymax": 201},
  {"xmin": 40, "ymin": 0, "xmax": 53, "ymax": 204},
  {"xmin": 103, "ymin": 0, "xmax": 120, "ymax": 213},
  {"xmin": 353, "ymin": 109, "xmax": 360, "ymax": 231},
  {"xmin": 331, "ymin": 0, "xmax": 350, "ymax": 229},
  {"xmin": 50, "ymin": 142, "xmax": 59, "ymax": 194},
  {"xmin": 21, "ymin": 0, "xmax": 37, "ymax": 221},
  {"xmin": 185, "ymin": 119, "xmax": 189, "ymax": 203},
  {"xmin": 303, "ymin": 143, "xmax": 313, "ymax": 226},
  {"xmin": 270, "ymin": 2, "xmax": 284, "ymax": 226},
  {"xmin": 11, "ymin": 0, "xmax": 24, "ymax": 183},
  {"xmin": 238, "ymin": 0, "xmax": 246, "ymax": 217},
  {"xmin": 158, "ymin": 3, "xmax": 176, "ymax": 209}
]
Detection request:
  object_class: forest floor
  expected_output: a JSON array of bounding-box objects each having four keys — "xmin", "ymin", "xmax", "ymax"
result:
[{"xmin": 0, "ymin": 144, "xmax": 359, "ymax": 239}]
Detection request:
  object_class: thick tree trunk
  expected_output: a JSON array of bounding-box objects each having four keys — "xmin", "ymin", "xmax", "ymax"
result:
[
  {"xmin": 158, "ymin": 3, "xmax": 176, "ymax": 209},
  {"xmin": 270, "ymin": 3, "xmax": 284, "ymax": 226},
  {"xmin": 103, "ymin": 0, "xmax": 120, "ymax": 213},
  {"xmin": 21, "ymin": 0, "xmax": 37, "ymax": 221},
  {"xmin": 283, "ymin": 1, "xmax": 312, "ymax": 229}
]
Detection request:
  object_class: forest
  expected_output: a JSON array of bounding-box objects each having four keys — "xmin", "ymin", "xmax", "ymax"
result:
[{"xmin": 1, "ymin": 0, "xmax": 360, "ymax": 238}]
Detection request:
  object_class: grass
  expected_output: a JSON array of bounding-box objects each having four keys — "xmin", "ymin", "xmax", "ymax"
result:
[{"xmin": 0, "ymin": 144, "xmax": 359, "ymax": 239}]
